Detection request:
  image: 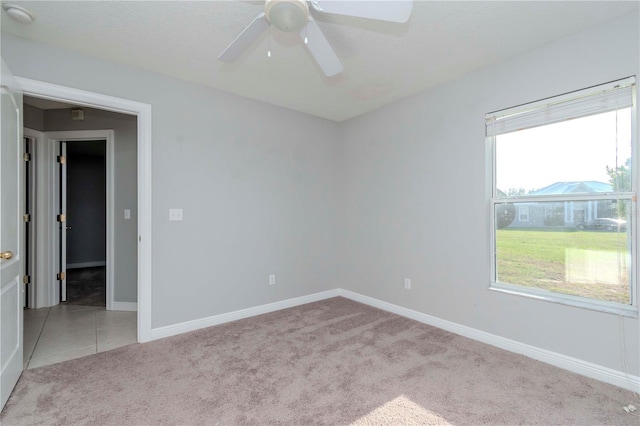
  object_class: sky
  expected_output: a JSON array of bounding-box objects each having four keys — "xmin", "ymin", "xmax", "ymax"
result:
[{"xmin": 495, "ymin": 108, "xmax": 632, "ymax": 193}]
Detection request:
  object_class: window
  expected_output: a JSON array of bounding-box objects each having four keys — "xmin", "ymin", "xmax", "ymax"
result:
[
  {"xmin": 487, "ymin": 77, "xmax": 637, "ymax": 315},
  {"xmin": 518, "ymin": 206, "xmax": 529, "ymax": 222}
]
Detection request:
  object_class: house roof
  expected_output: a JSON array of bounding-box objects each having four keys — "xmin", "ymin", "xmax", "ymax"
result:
[{"xmin": 530, "ymin": 181, "xmax": 612, "ymax": 195}]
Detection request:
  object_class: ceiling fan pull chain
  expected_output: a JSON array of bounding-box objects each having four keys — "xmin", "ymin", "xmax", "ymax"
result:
[
  {"xmin": 268, "ymin": 25, "xmax": 272, "ymax": 57},
  {"xmin": 304, "ymin": 25, "xmax": 308, "ymax": 44}
]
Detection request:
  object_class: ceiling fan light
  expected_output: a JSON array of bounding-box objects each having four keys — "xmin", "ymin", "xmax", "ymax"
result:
[{"xmin": 265, "ymin": 0, "xmax": 308, "ymax": 32}]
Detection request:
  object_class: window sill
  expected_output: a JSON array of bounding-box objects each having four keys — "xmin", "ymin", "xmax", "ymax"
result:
[{"xmin": 489, "ymin": 283, "xmax": 639, "ymax": 318}]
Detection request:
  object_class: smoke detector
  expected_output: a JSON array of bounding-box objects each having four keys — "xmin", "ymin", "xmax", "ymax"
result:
[{"xmin": 2, "ymin": 4, "xmax": 34, "ymax": 25}]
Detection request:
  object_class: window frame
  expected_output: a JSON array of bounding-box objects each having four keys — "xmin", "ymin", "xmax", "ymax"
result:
[{"xmin": 487, "ymin": 77, "xmax": 638, "ymax": 317}]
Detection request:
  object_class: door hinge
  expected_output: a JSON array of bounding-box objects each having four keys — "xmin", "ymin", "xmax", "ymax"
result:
[
  {"xmin": 23, "ymin": 213, "xmax": 31, "ymax": 223},
  {"xmin": 57, "ymin": 214, "xmax": 66, "ymax": 223},
  {"xmin": 57, "ymin": 155, "xmax": 66, "ymax": 164},
  {"xmin": 57, "ymin": 272, "xmax": 66, "ymax": 281},
  {"xmin": 23, "ymin": 152, "xmax": 31, "ymax": 161},
  {"xmin": 23, "ymin": 275, "xmax": 30, "ymax": 284}
]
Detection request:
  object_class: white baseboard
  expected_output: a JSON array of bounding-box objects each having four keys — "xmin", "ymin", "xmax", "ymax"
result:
[
  {"xmin": 150, "ymin": 289, "xmax": 341, "ymax": 341},
  {"xmin": 338, "ymin": 289, "xmax": 640, "ymax": 393},
  {"xmin": 110, "ymin": 301, "xmax": 137, "ymax": 312},
  {"xmin": 66, "ymin": 261, "xmax": 106, "ymax": 269},
  {"xmin": 145, "ymin": 287, "xmax": 638, "ymax": 392}
]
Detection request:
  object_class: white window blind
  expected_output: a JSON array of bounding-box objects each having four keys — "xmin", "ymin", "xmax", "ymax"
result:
[{"xmin": 486, "ymin": 77, "xmax": 635, "ymax": 137}]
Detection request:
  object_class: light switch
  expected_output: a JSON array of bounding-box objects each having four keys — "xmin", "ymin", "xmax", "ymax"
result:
[
  {"xmin": 124, "ymin": 209, "xmax": 131, "ymax": 220},
  {"xmin": 169, "ymin": 208, "xmax": 183, "ymax": 221}
]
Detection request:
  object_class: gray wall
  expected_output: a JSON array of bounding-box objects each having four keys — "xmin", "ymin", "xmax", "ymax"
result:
[
  {"xmin": 2, "ymin": 11, "xmax": 638, "ymax": 376},
  {"xmin": 66, "ymin": 141, "xmax": 106, "ymax": 267},
  {"xmin": 23, "ymin": 103, "xmax": 43, "ymax": 131},
  {"xmin": 339, "ymin": 12, "xmax": 639, "ymax": 375},
  {"xmin": 1, "ymin": 32, "xmax": 342, "ymax": 328}
]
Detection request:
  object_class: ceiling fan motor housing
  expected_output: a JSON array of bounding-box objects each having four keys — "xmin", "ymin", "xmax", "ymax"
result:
[{"xmin": 265, "ymin": 0, "xmax": 309, "ymax": 32}]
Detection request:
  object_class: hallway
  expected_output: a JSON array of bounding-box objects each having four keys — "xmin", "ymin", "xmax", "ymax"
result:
[{"xmin": 24, "ymin": 305, "xmax": 136, "ymax": 370}]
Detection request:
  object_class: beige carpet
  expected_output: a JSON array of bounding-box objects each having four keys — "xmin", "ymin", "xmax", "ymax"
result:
[{"xmin": 1, "ymin": 297, "xmax": 637, "ymax": 425}]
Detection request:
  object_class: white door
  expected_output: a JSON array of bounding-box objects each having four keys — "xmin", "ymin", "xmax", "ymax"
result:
[
  {"xmin": 0, "ymin": 59, "xmax": 24, "ymax": 410},
  {"xmin": 58, "ymin": 141, "xmax": 67, "ymax": 302}
]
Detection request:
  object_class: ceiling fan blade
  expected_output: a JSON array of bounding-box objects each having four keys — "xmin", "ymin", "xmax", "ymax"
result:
[
  {"xmin": 300, "ymin": 17, "xmax": 344, "ymax": 77},
  {"xmin": 312, "ymin": 0, "xmax": 413, "ymax": 23},
  {"xmin": 218, "ymin": 12, "xmax": 269, "ymax": 62}
]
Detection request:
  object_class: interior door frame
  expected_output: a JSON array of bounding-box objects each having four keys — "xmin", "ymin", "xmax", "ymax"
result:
[
  {"xmin": 23, "ymin": 128, "xmax": 55, "ymax": 308},
  {"xmin": 46, "ymin": 131, "xmax": 114, "ymax": 310},
  {"xmin": 16, "ymin": 77, "xmax": 153, "ymax": 343},
  {"xmin": 22, "ymin": 133, "xmax": 37, "ymax": 309},
  {"xmin": 59, "ymin": 140, "xmax": 67, "ymax": 303}
]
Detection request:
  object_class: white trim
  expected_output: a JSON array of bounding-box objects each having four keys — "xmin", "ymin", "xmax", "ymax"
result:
[
  {"xmin": 107, "ymin": 133, "xmax": 115, "ymax": 310},
  {"xmin": 337, "ymin": 289, "xmax": 640, "ymax": 393},
  {"xmin": 111, "ymin": 301, "xmax": 137, "ymax": 312},
  {"xmin": 151, "ymin": 289, "xmax": 340, "ymax": 340},
  {"xmin": 66, "ymin": 261, "xmax": 106, "ymax": 269},
  {"xmin": 16, "ymin": 77, "xmax": 153, "ymax": 343},
  {"xmin": 490, "ymin": 283, "xmax": 638, "ymax": 318},
  {"xmin": 25, "ymin": 128, "xmax": 58, "ymax": 308},
  {"xmin": 497, "ymin": 192, "xmax": 635, "ymax": 203},
  {"xmin": 23, "ymin": 128, "xmax": 46, "ymax": 308},
  {"xmin": 60, "ymin": 141, "xmax": 67, "ymax": 302},
  {"xmin": 45, "ymin": 130, "xmax": 114, "ymax": 309},
  {"xmin": 137, "ymin": 96, "xmax": 153, "ymax": 343}
]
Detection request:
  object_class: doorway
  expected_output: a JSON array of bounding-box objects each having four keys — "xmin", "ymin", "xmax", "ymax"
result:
[
  {"xmin": 16, "ymin": 77, "xmax": 152, "ymax": 343},
  {"xmin": 23, "ymin": 127, "xmax": 118, "ymax": 311},
  {"xmin": 21, "ymin": 109, "xmax": 137, "ymax": 369},
  {"xmin": 1, "ymin": 74, "xmax": 152, "ymax": 406},
  {"xmin": 63, "ymin": 140, "xmax": 107, "ymax": 307}
]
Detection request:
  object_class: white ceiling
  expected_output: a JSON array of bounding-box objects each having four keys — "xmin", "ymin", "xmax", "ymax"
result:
[{"xmin": 2, "ymin": 1, "xmax": 638, "ymax": 122}]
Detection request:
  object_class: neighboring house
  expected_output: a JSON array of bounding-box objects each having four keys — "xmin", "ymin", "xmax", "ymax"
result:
[{"xmin": 508, "ymin": 181, "xmax": 613, "ymax": 228}]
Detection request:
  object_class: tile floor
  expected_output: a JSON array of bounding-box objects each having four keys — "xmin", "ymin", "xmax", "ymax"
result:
[{"xmin": 24, "ymin": 304, "xmax": 137, "ymax": 370}]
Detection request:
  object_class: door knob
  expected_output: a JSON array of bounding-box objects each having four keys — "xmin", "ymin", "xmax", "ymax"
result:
[
  {"xmin": 66, "ymin": 226, "xmax": 72, "ymax": 231},
  {"xmin": 0, "ymin": 251, "xmax": 14, "ymax": 260}
]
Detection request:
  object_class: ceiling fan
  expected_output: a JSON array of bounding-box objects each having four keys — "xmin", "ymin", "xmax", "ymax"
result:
[{"xmin": 218, "ymin": 0, "xmax": 413, "ymax": 77}]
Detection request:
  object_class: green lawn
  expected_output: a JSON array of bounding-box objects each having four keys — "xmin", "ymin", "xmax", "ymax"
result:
[{"xmin": 496, "ymin": 229, "xmax": 630, "ymax": 304}]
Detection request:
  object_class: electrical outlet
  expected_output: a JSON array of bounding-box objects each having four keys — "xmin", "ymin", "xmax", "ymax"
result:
[
  {"xmin": 269, "ymin": 274, "xmax": 276, "ymax": 285},
  {"xmin": 404, "ymin": 278, "xmax": 411, "ymax": 290}
]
